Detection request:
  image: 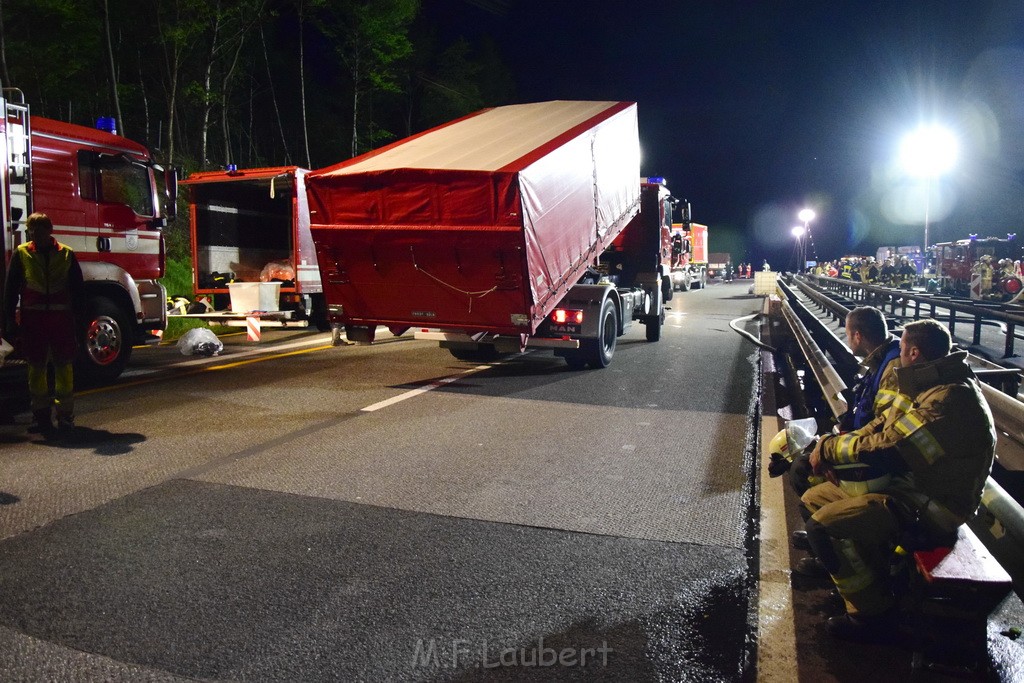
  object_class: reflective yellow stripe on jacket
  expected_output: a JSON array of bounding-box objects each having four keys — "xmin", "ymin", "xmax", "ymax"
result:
[{"xmin": 892, "ymin": 409, "xmax": 945, "ymax": 464}]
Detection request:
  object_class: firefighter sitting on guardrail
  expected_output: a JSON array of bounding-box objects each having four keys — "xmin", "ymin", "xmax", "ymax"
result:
[
  {"xmin": 782, "ymin": 307, "xmax": 901, "ymax": 568},
  {"xmin": 801, "ymin": 320, "xmax": 995, "ymax": 644}
]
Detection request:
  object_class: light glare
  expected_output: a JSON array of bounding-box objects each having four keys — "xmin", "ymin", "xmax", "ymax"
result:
[
  {"xmin": 798, "ymin": 208, "xmax": 815, "ymax": 223},
  {"xmin": 899, "ymin": 125, "xmax": 959, "ymax": 177}
]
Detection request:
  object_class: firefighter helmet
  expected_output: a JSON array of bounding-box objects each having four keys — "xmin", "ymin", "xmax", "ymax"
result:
[{"xmin": 769, "ymin": 428, "xmax": 792, "ymax": 461}]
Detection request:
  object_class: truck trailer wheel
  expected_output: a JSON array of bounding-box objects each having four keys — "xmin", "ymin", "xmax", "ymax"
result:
[
  {"xmin": 679, "ymin": 272, "xmax": 691, "ymax": 292},
  {"xmin": 77, "ymin": 296, "xmax": 133, "ymax": 386},
  {"xmin": 693, "ymin": 269, "xmax": 706, "ymax": 290},
  {"xmin": 580, "ymin": 298, "xmax": 618, "ymax": 368}
]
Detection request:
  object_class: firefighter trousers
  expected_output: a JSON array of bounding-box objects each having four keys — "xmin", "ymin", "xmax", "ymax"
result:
[
  {"xmin": 27, "ymin": 357, "xmax": 74, "ymax": 418},
  {"xmin": 802, "ymin": 483, "xmax": 899, "ymax": 617}
]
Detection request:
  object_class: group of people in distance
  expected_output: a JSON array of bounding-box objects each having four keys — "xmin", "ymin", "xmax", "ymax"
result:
[{"xmin": 771, "ymin": 306, "xmax": 996, "ymax": 643}]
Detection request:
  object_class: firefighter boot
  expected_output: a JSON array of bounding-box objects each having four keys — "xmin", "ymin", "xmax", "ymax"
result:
[
  {"xmin": 28, "ymin": 408, "xmax": 55, "ymax": 435},
  {"xmin": 56, "ymin": 411, "xmax": 75, "ymax": 433}
]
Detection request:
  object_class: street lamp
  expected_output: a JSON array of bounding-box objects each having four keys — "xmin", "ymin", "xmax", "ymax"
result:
[
  {"xmin": 791, "ymin": 225, "xmax": 806, "ymax": 272},
  {"xmin": 899, "ymin": 125, "xmax": 958, "ymax": 252},
  {"xmin": 797, "ymin": 208, "xmax": 815, "ymax": 270}
]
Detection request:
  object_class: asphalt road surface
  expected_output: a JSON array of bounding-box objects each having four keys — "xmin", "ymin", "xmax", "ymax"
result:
[{"xmin": 0, "ymin": 280, "xmax": 764, "ymax": 681}]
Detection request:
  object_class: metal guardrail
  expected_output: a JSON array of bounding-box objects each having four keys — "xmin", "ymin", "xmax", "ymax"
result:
[
  {"xmin": 808, "ymin": 274, "xmax": 1024, "ymax": 358},
  {"xmin": 779, "ymin": 299, "xmax": 849, "ymax": 418}
]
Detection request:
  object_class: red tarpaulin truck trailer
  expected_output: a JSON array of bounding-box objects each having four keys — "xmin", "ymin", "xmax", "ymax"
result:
[
  {"xmin": 181, "ymin": 166, "xmax": 327, "ymax": 328},
  {"xmin": 306, "ymin": 100, "xmax": 679, "ymax": 368},
  {"xmin": 1, "ymin": 88, "xmax": 177, "ymax": 383}
]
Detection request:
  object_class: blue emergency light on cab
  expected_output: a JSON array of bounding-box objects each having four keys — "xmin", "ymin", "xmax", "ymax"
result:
[
  {"xmin": 646, "ymin": 176, "xmax": 666, "ymax": 185},
  {"xmin": 95, "ymin": 116, "xmax": 117, "ymax": 134}
]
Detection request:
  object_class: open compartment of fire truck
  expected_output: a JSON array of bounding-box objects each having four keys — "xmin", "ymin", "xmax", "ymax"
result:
[{"xmin": 183, "ymin": 166, "xmax": 325, "ymax": 324}]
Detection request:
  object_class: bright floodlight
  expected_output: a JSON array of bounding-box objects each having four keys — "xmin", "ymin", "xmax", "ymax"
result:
[
  {"xmin": 798, "ymin": 208, "xmax": 815, "ymax": 223},
  {"xmin": 899, "ymin": 125, "xmax": 959, "ymax": 177},
  {"xmin": 791, "ymin": 226, "xmax": 806, "ymax": 238}
]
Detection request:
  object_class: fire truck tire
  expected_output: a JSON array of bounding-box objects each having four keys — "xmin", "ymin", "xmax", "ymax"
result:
[
  {"xmin": 662, "ymin": 276, "xmax": 674, "ymax": 302},
  {"xmin": 645, "ymin": 307, "xmax": 664, "ymax": 342},
  {"xmin": 77, "ymin": 296, "xmax": 132, "ymax": 385},
  {"xmin": 693, "ymin": 269, "xmax": 706, "ymax": 290},
  {"xmin": 310, "ymin": 294, "xmax": 331, "ymax": 332},
  {"xmin": 679, "ymin": 272, "xmax": 691, "ymax": 292},
  {"xmin": 580, "ymin": 298, "xmax": 617, "ymax": 368}
]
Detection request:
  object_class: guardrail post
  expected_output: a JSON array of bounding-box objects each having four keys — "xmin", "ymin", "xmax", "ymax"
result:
[
  {"xmin": 949, "ymin": 308, "xmax": 957, "ymax": 335},
  {"xmin": 974, "ymin": 314, "xmax": 984, "ymax": 346},
  {"xmin": 1006, "ymin": 322, "xmax": 1017, "ymax": 358}
]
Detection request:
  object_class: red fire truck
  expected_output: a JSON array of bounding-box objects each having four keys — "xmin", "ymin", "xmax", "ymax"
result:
[
  {"xmin": 669, "ymin": 212, "xmax": 709, "ymax": 291},
  {"xmin": 1, "ymin": 88, "xmax": 177, "ymax": 383},
  {"xmin": 930, "ymin": 234, "xmax": 1022, "ymax": 297}
]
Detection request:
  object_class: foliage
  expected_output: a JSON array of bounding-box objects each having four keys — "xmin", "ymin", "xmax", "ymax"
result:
[{"xmin": 0, "ymin": 0, "xmax": 514, "ymax": 171}]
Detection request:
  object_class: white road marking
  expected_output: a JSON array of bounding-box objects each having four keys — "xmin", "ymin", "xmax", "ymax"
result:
[{"xmin": 360, "ymin": 364, "xmax": 493, "ymax": 412}]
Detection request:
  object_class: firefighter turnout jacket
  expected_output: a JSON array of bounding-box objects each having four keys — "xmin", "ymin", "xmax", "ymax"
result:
[
  {"xmin": 840, "ymin": 336, "xmax": 901, "ymax": 432},
  {"xmin": 4, "ymin": 237, "xmax": 84, "ymax": 364},
  {"xmin": 818, "ymin": 350, "xmax": 995, "ymax": 532}
]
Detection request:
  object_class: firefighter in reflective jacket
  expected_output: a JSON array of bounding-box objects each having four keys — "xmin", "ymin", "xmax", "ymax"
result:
[
  {"xmin": 3, "ymin": 213, "xmax": 85, "ymax": 433},
  {"xmin": 801, "ymin": 319, "xmax": 995, "ymax": 642}
]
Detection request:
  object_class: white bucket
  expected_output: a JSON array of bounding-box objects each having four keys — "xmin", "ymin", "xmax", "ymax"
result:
[{"xmin": 228, "ymin": 282, "xmax": 281, "ymax": 312}]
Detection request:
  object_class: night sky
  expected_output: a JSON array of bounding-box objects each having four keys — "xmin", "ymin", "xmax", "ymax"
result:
[{"xmin": 428, "ymin": 0, "xmax": 1024, "ymax": 268}]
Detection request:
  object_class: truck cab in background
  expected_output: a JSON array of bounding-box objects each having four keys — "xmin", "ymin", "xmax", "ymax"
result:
[
  {"xmin": 668, "ymin": 202, "xmax": 709, "ymax": 292},
  {"xmin": 1, "ymin": 88, "xmax": 177, "ymax": 384}
]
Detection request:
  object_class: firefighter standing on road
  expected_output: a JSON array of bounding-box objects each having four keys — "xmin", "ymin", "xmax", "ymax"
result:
[
  {"xmin": 3, "ymin": 212, "xmax": 85, "ymax": 434},
  {"xmin": 801, "ymin": 319, "xmax": 995, "ymax": 643}
]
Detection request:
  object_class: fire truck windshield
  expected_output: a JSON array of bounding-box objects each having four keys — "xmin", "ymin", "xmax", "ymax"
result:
[{"xmin": 97, "ymin": 156, "xmax": 154, "ymax": 216}]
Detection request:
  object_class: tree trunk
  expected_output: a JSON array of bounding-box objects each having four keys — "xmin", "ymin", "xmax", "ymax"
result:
[
  {"xmin": 260, "ymin": 24, "xmax": 290, "ymax": 164},
  {"xmin": 103, "ymin": 0, "xmax": 125, "ymax": 135},
  {"xmin": 298, "ymin": 0, "xmax": 311, "ymax": 168},
  {"xmin": 200, "ymin": 4, "xmax": 222, "ymax": 167},
  {"xmin": 220, "ymin": 34, "xmax": 246, "ymax": 165}
]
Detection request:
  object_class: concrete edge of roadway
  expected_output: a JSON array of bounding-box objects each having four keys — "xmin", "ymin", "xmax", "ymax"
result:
[{"xmin": 754, "ymin": 298, "xmax": 799, "ymax": 681}]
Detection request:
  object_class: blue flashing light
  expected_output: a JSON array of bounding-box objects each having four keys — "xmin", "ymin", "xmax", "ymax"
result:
[
  {"xmin": 969, "ymin": 233, "xmax": 978, "ymax": 240},
  {"xmin": 95, "ymin": 116, "xmax": 117, "ymax": 134},
  {"xmin": 226, "ymin": 164, "xmax": 238, "ymax": 174},
  {"xmin": 646, "ymin": 176, "xmax": 666, "ymax": 185},
  {"xmin": 1008, "ymin": 233, "xmax": 1017, "ymax": 240}
]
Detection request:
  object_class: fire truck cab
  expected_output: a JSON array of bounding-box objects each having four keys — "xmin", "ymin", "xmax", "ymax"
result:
[{"xmin": 2, "ymin": 88, "xmax": 177, "ymax": 384}]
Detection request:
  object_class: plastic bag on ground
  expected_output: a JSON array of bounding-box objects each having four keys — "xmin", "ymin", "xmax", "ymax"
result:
[{"xmin": 176, "ymin": 327, "xmax": 224, "ymax": 357}]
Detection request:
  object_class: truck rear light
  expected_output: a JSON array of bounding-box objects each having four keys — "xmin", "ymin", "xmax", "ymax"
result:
[{"xmin": 552, "ymin": 309, "xmax": 583, "ymax": 324}]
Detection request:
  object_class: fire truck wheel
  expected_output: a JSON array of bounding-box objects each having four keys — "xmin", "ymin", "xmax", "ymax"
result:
[
  {"xmin": 662, "ymin": 276, "xmax": 674, "ymax": 303},
  {"xmin": 581, "ymin": 298, "xmax": 618, "ymax": 368},
  {"xmin": 309, "ymin": 294, "xmax": 331, "ymax": 332},
  {"xmin": 645, "ymin": 307, "xmax": 665, "ymax": 342},
  {"xmin": 77, "ymin": 296, "xmax": 133, "ymax": 385},
  {"xmin": 680, "ymin": 273, "xmax": 691, "ymax": 292}
]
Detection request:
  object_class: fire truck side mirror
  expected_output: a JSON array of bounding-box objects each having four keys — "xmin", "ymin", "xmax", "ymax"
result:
[{"xmin": 164, "ymin": 166, "xmax": 178, "ymax": 219}]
